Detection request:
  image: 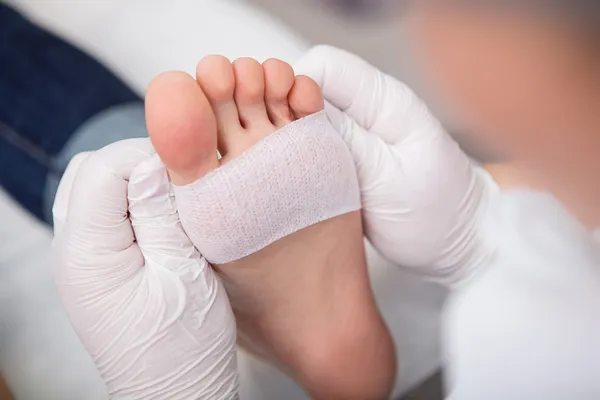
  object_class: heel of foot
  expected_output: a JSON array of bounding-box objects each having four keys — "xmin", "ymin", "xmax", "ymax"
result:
[{"xmin": 294, "ymin": 316, "xmax": 397, "ymax": 400}]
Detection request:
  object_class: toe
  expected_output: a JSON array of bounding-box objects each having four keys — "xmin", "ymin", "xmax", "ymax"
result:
[
  {"xmin": 232, "ymin": 58, "xmax": 272, "ymax": 132},
  {"xmin": 288, "ymin": 75, "xmax": 325, "ymax": 119},
  {"xmin": 146, "ymin": 71, "xmax": 219, "ymax": 186},
  {"xmin": 263, "ymin": 58, "xmax": 295, "ymax": 127},
  {"xmin": 196, "ymin": 55, "xmax": 242, "ymax": 157}
]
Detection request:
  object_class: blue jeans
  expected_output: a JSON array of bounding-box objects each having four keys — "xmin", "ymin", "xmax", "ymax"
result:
[{"xmin": 0, "ymin": 4, "xmax": 147, "ymax": 224}]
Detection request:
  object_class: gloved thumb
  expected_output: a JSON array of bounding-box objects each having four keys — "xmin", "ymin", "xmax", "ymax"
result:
[
  {"xmin": 127, "ymin": 154, "xmax": 199, "ymax": 264},
  {"xmin": 321, "ymin": 101, "xmax": 391, "ymax": 185},
  {"xmin": 295, "ymin": 44, "xmax": 442, "ymax": 145},
  {"xmin": 53, "ymin": 138, "xmax": 154, "ymax": 294},
  {"xmin": 294, "ymin": 44, "xmax": 440, "ymax": 187},
  {"xmin": 53, "ymin": 151, "xmax": 91, "ymax": 238}
]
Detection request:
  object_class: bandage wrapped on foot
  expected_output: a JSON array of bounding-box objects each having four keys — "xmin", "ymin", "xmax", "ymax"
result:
[
  {"xmin": 53, "ymin": 45, "xmax": 600, "ymax": 399},
  {"xmin": 174, "ymin": 111, "xmax": 361, "ymax": 264},
  {"xmin": 53, "ymin": 45, "xmax": 494, "ymax": 397},
  {"xmin": 176, "ymin": 45, "xmax": 496, "ymax": 282},
  {"xmin": 52, "ymin": 111, "xmax": 362, "ymax": 399}
]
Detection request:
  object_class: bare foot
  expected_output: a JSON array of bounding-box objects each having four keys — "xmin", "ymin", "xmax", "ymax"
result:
[{"xmin": 146, "ymin": 56, "xmax": 396, "ymax": 399}]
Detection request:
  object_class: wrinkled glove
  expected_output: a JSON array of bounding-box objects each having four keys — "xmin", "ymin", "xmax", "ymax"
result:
[
  {"xmin": 295, "ymin": 45, "xmax": 497, "ymax": 286},
  {"xmin": 52, "ymin": 138, "xmax": 239, "ymax": 400}
]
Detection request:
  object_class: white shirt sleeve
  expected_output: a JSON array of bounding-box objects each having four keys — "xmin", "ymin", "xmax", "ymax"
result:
[{"xmin": 443, "ymin": 191, "xmax": 600, "ymax": 400}]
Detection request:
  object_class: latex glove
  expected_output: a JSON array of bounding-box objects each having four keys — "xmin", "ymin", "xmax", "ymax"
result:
[
  {"xmin": 52, "ymin": 139, "xmax": 239, "ymax": 400},
  {"xmin": 295, "ymin": 45, "xmax": 496, "ymax": 286}
]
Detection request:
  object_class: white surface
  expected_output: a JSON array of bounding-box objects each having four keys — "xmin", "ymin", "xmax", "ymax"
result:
[
  {"xmin": 445, "ymin": 191, "xmax": 600, "ymax": 399},
  {"xmin": 0, "ymin": 1, "xmax": 445, "ymax": 398},
  {"xmin": 0, "ymin": 189, "xmax": 107, "ymax": 400},
  {"xmin": 5, "ymin": 0, "xmax": 308, "ymax": 93}
]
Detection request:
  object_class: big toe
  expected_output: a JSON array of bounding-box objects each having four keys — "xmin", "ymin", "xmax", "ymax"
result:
[
  {"xmin": 146, "ymin": 71, "xmax": 219, "ymax": 186},
  {"xmin": 288, "ymin": 75, "xmax": 325, "ymax": 119}
]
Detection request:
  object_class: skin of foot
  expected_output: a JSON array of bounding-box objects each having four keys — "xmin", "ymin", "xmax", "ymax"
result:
[{"xmin": 145, "ymin": 56, "xmax": 397, "ymax": 400}]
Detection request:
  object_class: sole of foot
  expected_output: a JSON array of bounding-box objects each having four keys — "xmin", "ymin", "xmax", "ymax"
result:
[{"xmin": 146, "ymin": 56, "xmax": 396, "ymax": 400}]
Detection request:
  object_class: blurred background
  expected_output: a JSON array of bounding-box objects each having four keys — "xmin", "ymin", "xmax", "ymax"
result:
[
  {"xmin": 251, "ymin": 0, "xmax": 419, "ymax": 85},
  {"xmin": 0, "ymin": 1, "xmax": 446, "ymax": 399}
]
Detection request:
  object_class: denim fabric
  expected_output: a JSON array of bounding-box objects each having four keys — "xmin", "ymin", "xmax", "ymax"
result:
[
  {"xmin": 44, "ymin": 103, "xmax": 148, "ymax": 223},
  {"xmin": 0, "ymin": 4, "xmax": 143, "ymax": 222}
]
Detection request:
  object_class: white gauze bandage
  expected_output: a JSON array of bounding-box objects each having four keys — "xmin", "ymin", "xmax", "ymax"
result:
[{"xmin": 173, "ymin": 110, "xmax": 361, "ymax": 264}]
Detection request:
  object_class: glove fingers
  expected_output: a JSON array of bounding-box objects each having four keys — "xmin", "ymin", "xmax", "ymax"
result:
[
  {"xmin": 128, "ymin": 155, "xmax": 200, "ymax": 263},
  {"xmin": 64, "ymin": 139, "xmax": 155, "ymax": 250},
  {"xmin": 296, "ymin": 45, "xmax": 440, "ymax": 145},
  {"xmin": 53, "ymin": 151, "xmax": 92, "ymax": 239},
  {"xmin": 295, "ymin": 45, "xmax": 380, "ymax": 116},
  {"xmin": 55, "ymin": 139, "xmax": 155, "ymax": 290},
  {"xmin": 323, "ymin": 101, "xmax": 390, "ymax": 181}
]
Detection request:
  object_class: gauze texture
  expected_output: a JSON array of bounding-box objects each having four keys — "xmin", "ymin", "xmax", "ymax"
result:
[{"xmin": 173, "ymin": 111, "xmax": 361, "ymax": 264}]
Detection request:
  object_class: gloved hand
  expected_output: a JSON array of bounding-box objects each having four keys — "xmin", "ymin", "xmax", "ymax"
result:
[
  {"xmin": 52, "ymin": 138, "xmax": 239, "ymax": 400},
  {"xmin": 295, "ymin": 45, "xmax": 497, "ymax": 286}
]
